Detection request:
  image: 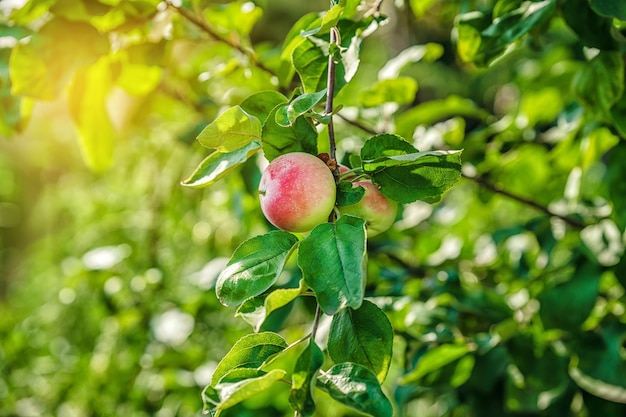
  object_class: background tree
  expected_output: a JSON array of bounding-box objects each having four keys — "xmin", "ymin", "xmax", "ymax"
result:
[{"xmin": 1, "ymin": 0, "xmax": 626, "ymax": 416}]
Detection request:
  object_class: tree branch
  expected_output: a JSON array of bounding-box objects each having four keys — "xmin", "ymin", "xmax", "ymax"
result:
[
  {"xmin": 164, "ymin": 0, "xmax": 277, "ymax": 78},
  {"xmin": 462, "ymin": 172, "xmax": 587, "ymax": 229},
  {"xmin": 325, "ymin": 27, "xmax": 340, "ymax": 181}
]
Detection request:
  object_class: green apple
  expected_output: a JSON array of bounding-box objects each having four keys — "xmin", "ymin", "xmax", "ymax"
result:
[
  {"xmin": 339, "ymin": 180, "xmax": 397, "ymax": 237},
  {"xmin": 259, "ymin": 152, "xmax": 336, "ymax": 233}
]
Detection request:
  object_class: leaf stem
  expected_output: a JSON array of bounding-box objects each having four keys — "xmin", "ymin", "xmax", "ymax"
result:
[
  {"xmin": 164, "ymin": 0, "xmax": 277, "ymax": 78},
  {"xmin": 325, "ymin": 27, "xmax": 340, "ymax": 181},
  {"xmin": 462, "ymin": 172, "xmax": 587, "ymax": 229},
  {"xmin": 310, "ymin": 304, "xmax": 323, "ymax": 341}
]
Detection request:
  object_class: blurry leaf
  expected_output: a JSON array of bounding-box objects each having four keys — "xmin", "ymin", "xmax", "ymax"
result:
[
  {"xmin": 505, "ymin": 335, "xmax": 571, "ymax": 412},
  {"xmin": 276, "ymin": 89, "xmax": 327, "ymax": 127},
  {"xmin": 261, "ymin": 105, "xmax": 318, "ymax": 162},
  {"xmin": 395, "ymin": 95, "xmax": 489, "ymax": 140},
  {"xmin": 210, "ymin": 332, "xmax": 288, "ymax": 386},
  {"xmin": 336, "ymin": 181, "xmax": 365, "ymax": 207},
  {"xmin": 204, "ymin": 1, "xmax": 263, "ymax": 38},
  {"xmin": 0, "ymin": 50, "xmax": 23, "ymax": 135},
  {"xmin": 573, "ymin": 51, "xmax": 624, "ymax": 119},
  {"xmin": 401, "ymin": 343, "xmax": 474, "ymax": 385},
  {"xmin": 455, "ymin": 0, "xmax": 556, "ymax": 65},
  {"xmin": 378, "ymin": 43, "xmax": 444, "ymax": 80},
  {"xmin": 589, "ymin": 0, "xmax": 626, "ymax": 20},
  {"xmin": 240, "ymin": 91, "xmax": 288, "ymax": 124},
  {"xmin": 361, "ymin": 134, "xmax": 462, "ymax": 203},
  {"xmin": 67, "ymin": 57, "xmax": 116, "ymax": 172},
  {"xmin": 409, "ymin": 0, "xmax": 438, "ymax": 17},
  {"xmin": 606, "ymin": 142, "xmax": 626, "ymax": 230},
  {"xmin": 570, "ymin": 320, "xmax": 626, "ymax": 403},
  {"xmin": 318, "ymin": 362, "xmax": 393, "ymax": 417},
  {"xmin": 298, "ymin": 215, "xmax": 367, "ymax": 315},
  {"xmin": 519, "ymin": 87, "xmax": 563, "ymax": 127},
  {"xmin": 236, "ymin": 280, "xmax": 307, "ymax": 332},
  {"xmin": 181, "ymin": 140, "xmax": 262, "ymax": 188},
  {"xmin": 328, "ymin": 300, "xmax": 394, "ymax": 382},
  {"xmin": 203, "ymin": 368, "xmax": 287, "ymax": 416},
  {"xmin": 216, "ymin": 231, "xmax": 299, "ymax": 307},
  {"xmin": 538, "ymin": 258, "xmax": 601, "ymax": 332},
  {"xmin": 562, "ymin": 0, "xmax": 620, "ymax": 50},
  {"xmin": 290, "ymin": 339, "xmax": 324, "ymax": 416},
  {"xmin": 197, "ymin": 106, "xmax": 262, "ymax": 152},
  {"xmin": 0, "ymin": 24, "xmax": 33, "ymax": 39},
  {"xmin": 8, "ymin": 0, "xmax": 56, "ymax": 25},
  {"xmin": 115, "ymin": 62, "xmax": 162, "ymax": 96},
  {"xmin": 9, "ymin": 17, "xmax": 109, "ymax": 100},
  {"xmin": 359, "ymin": 77, "xmax": 418, "ymax": 107}
]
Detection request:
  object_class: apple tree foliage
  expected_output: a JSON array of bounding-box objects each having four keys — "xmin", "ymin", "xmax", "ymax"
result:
[{"xmin": 2, "ymin": 0, "xmax": 626, "ymax": 416}]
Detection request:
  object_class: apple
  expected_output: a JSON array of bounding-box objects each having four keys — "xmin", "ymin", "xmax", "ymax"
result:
[
  {"xmin": 339, "ymin": 180, "xmax": 397, "ymax": 237},
  {"xmin": 258, "ymin": 152, "xmax": 337, "ymax": 233}
]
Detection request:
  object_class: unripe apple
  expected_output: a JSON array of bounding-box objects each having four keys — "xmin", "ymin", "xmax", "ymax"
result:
[
  {"xmin": 339, "ymin": 180, "xmax": 397, "ymax": 237},
  {"xmin": 258, "ymin": 152, "xmax": 337, "ymax": 233}
]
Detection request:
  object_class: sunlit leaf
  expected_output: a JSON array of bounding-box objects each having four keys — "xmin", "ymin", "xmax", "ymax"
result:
[
  {"xmin": 298, "ymin": 215, "xmax": 367, "ymax": 315},
  {"xmin": 197, "ymin": 106, "xmax": 262, "ymax": 152},
  {"xmin": 210, "ymin": 332, "xmax": 288, "ymax": 386},
  {"xmin": 290, "ymin": 339, "xmax": 324, "ymax": 416},
  {"xmin": 216, "ymin": 231, "xmax": 299, "ymax": 307},
  {"xmin": 9, "ymin": 17, "xmax": 109, "ymax": 100},
  {"xmin": 277, "ymin": 89, "xmax": 327, "ymax": 126},
  {"xmin": 236, "ymin": 280, "xmax": 307, "ymax": 332},
  {"xmin": 67, "ymin": 57, "xmax": 116, "ymax": 172},
  {"xmin": 181, "ymin": 140, "xmax": 262, "ymax": 188},
  {"xmin": 317, "ymin": 362, "xmax": 393, "ymax": 417},
  {"xmin": 328, "ymin": 300, "xmax": 394, "ymax": 382},
  {"xmin": 203, "ymin": 368, "xmax": 287, "ymax": 416}
]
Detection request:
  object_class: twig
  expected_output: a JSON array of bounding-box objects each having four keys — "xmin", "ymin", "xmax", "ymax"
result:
[
  {"xmin": 164, "ymin": 0, "xmax": 277, "ymax": 78},
  {"xmin": 462, "ymin": 172, "xmax": 587, "ymax": 229},
  {"xmin": 337, "ymin": 113, "xmax": 379, "ymax": 135},
  {"xmin": 325, "ymin": 27, "xmax": 340, "ymax": 179},
  {"xmin": 310, "ymin": 304, "xmax": 323, "ymax": 341}
]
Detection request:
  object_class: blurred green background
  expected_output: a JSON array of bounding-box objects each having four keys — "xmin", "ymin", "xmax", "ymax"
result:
[{"xmin": 2, "ymin": 0, "xmax": 626, "ymax": 416}]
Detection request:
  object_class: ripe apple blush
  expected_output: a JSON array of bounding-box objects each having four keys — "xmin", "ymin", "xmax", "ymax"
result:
[{"xmin": 258, "ymin": 152, "xmax": 337, "ymax": 233}]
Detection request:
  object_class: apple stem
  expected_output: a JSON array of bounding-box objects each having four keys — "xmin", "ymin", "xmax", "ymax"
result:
[{"xmin": 325, "ymin": 27, "xmax": 340, "ymax": 183}]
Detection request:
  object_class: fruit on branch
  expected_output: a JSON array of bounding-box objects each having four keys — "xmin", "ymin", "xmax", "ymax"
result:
[
  {"xmin": 258, "ymin": 152, "xmax": 337, "ymax": 233},
  {"xmin": 339, "ymin": 180, "xmax": 397, "ymax": 237}
]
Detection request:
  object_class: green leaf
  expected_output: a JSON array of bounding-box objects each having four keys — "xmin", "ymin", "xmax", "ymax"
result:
[
  {"xmin": 562, "ymin": 0, "xmax": 620, "ymax": 50},
  {"xmin": 203, "ymin": 368, "xmax": 287, "ymax": 416},
  {"xmin": 394, "ymin": 95, "xmax": 489, "ymax": 140},
  {"xmin": 336, "ymin": 181, "xmax": 365, "ymax": 207},
  {"xmin": 181, "ymin": 140, "xmax": 262, "ymax": 188},
  {"xmin": 359, "ymin": 77, "xmax": 418, "ymax": 107},
  {"xmin": 360, "ymin": 134, "xmax": 463, "ymax": 203},
  {"xmin": 570, "ymin": 320, "xmax": 626, "ymax": 403},
  {"xmin": 276, "ymin": 89, "xmax": 328, "ymax": 127},
  {"xmin": 401, "ymin": 343, "xmax": 473, "ymax": 385},
  {"xmin": 290, "ymin": 339, "xmax": 324, "ymax": 416},
  {"xmin": 328, "ymin": 300, "xmax": 394, "ymax": 383},
  {"xmin": 261, "ymin": 105, "xmax": 318, "ymax": 162},
  {"xmin": 291, "ymin": 37, "xmax": 330, "ymax": 94},
  {"xmin": 573, "ymin": 51, "xmax": 624, "ymax": 120},
  {"xmin": 210, "ymin": 332, "xmax": 288, "ymax": 386},
  {"xmin": 197, "ymin": 106, "xmax": 262, "ymax": 152},
  {"xmin": 298, "ymin": 216, "xmax": 367, "ymax": 315},
  {"xmin": 216, "ymin": 231, "xmax": 299, "ymax": 307},
  {"xmin": 606, "ymin": 142, "xmax": 626, "ymax": 230},
  {"xmin": 454, "ymin": 0, "xmax": 556, "ymax": 65},
  {"xmin": 0, "ymin": 24, "xmax": 33, "ymax": 39},
  {"xmin": 589, "ymin": 0, "xmax": 626, "ymax": 20},
  {"xmin": 9, "ymin": 17, "xmax": 109, "ymax": 100},
  {"xmin": 317, "ymin": 362, "xmax": 393, "ymax": 417},
  {"xmin": 240, "ymin": 91, "xmax": 288, "ymax": 125},
  {"xmin": 67, "ymin": 58, "xmax": 116, "ymax": 172},
  {"xmin": 236, "ymin": 280, "xmax": 308, "ymax": 332},
  {"xmin": 300, "ymin": 4, "xmax": 343, "ymax": 37},
  {"xmin": 538, "ymin": 258, "xmax": 601, "ymax": 332}
]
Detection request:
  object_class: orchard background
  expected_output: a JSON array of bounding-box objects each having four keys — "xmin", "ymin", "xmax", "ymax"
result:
[{"xmin": 2, "ymin": 0, "xmax": 626, "ymax": 416}]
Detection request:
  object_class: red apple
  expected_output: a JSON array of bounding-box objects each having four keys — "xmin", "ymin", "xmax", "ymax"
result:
[
  {"xmin": 259, "ymin": 152, "xmax": 337, "ymax": 233},
  {"xmin": 339, "ymin": 180, "xmax": 397, "ymax": 237}
]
